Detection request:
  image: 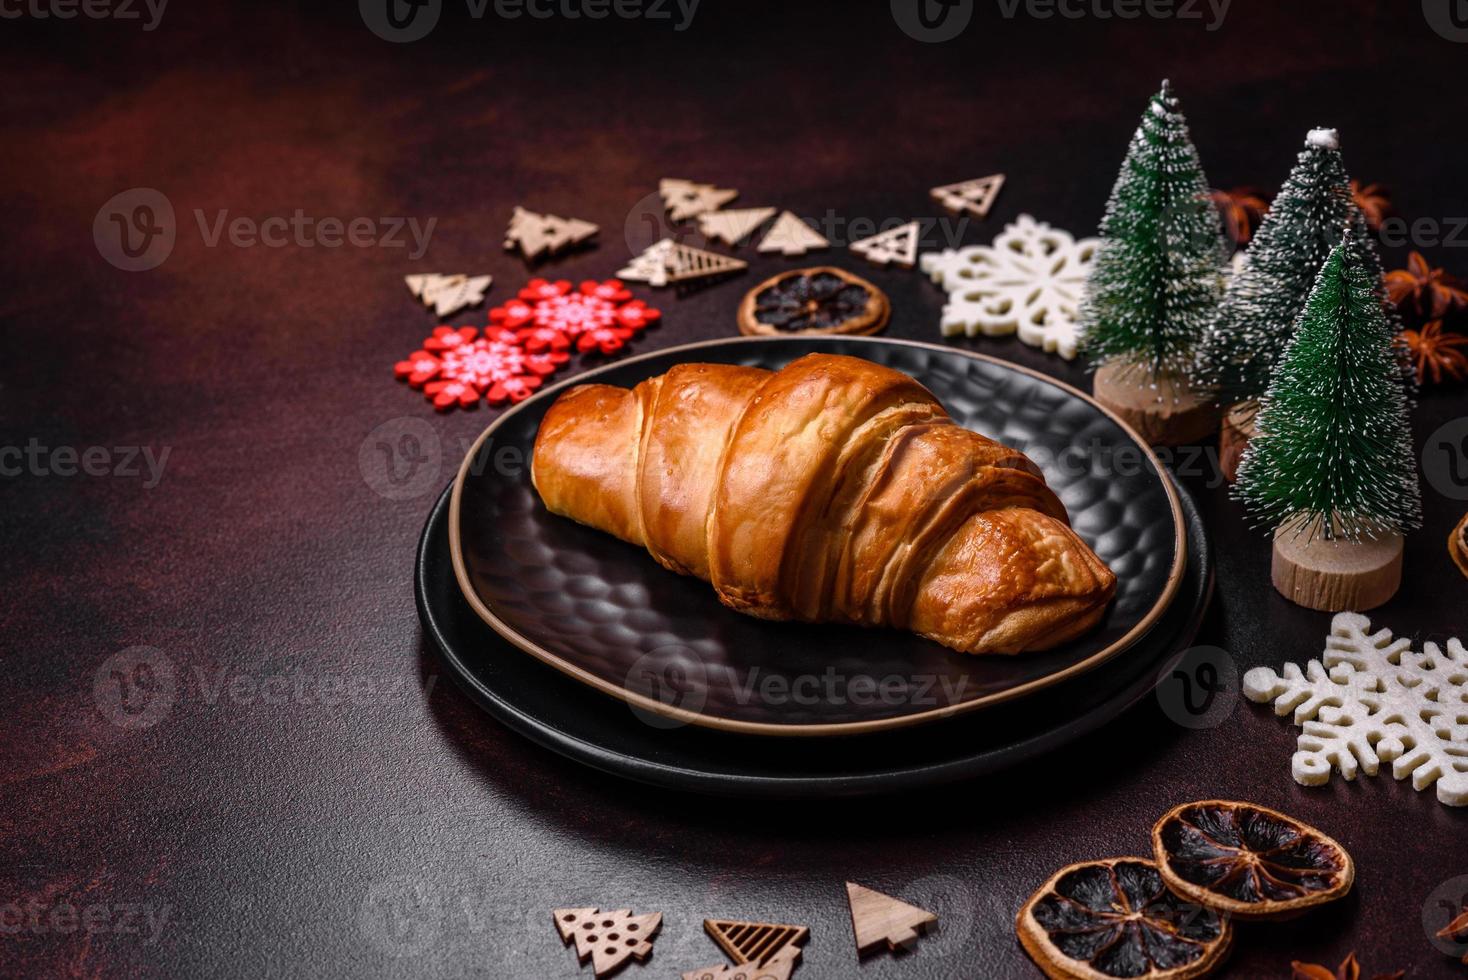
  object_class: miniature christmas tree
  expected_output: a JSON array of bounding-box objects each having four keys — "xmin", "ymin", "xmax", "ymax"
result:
[
  {"xmin": 1080, "ymin": 79, "xmax": 1229, "ymax": 377},
  {"xmin": 1235, "ymin": 232, "xmax": 1420, "ymax": 609},
  {"xmin": 1342, "ymin": 201, "xmax": 1411, "ymax": 371},
  {"xmin": 1236, "ymin": 235, "xmax": 1420, "ymax": 539},
  {"xmin": 1079, "ymin": 80, "xmax": 1229, "ymax": 445},
  {"xmin": 1195, "ymin": 128, "xmax": 1353, "ymax": 407},
  {"xmin": 554, "ymin": 907, "xmax": 662, "ymax": 977}
]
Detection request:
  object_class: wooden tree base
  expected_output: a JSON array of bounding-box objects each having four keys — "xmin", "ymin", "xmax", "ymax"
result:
[
  {"xmin": 1092, "ymin": 362, "xmax": 1221, "ymax": 447},
  {"xmin": 1272, "ymin": 523, "xmax": 1403, "ymax": 612},
  {"xmin": 1218, "ymin": 402, "xmax": 1257, "ymax": 483}
]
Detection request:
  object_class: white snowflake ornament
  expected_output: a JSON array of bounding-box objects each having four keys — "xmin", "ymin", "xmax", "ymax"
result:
[
  {"xmin": 919, "ymin": 214, "xmax": 1098, "ymax": 360},
  {"xmin": 1243, "ymin": 613, "xmax": 1468, "ymax": 807}
]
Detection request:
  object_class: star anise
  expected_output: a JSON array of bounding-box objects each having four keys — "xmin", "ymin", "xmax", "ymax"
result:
[
  {"xmin": 1291, "ymin": 951, "xmax": 1404, "ymax": 980},
  {"xmin": 1438, "ymin": 903, "xmax": 1468, "ymax": 965},
  {"xmin": 1209, "ymin": 186, "xmax": 1270, "ymax": 246},
  {"xmin": 1400, "ymin": 320, "xmax": 1468, "ymax": 385},
  {"xmin": 1350, "ymin": 180, "xmax": 1391, "ymax": 230},
  {"xmin": 1386, "ymin": 251, "xmax": 1468, "ymax": 319}
]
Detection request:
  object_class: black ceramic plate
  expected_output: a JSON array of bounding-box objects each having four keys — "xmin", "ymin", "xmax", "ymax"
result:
[
  {"xmin": 418, "ymin": 474, "xmax": 1212, "ymax": 798},
  {"xmin": 449, "ymin": 337, "xmax": 1185, "ymax": 735}
]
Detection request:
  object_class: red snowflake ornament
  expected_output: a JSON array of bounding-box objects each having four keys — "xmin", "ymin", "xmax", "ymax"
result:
[
  {"xmin": 490, "ymin": 278, "xmax": 660, "ymax": 357},
  {"xmin": 422, "ymin": 325, "xmax": 479, "ymax": 353},
  {"xmin": 394, "ymin": 280, "xmax": 659, "ymax": 412},
  {"xmin": 394, "ymin": 325, "xmax": 566, "ymax": 411}
]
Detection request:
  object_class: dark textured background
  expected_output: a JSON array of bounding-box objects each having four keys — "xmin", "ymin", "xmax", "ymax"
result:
[{"xmin": 4, "ymin": 1, "xmax": 1468, "ymax": 977}]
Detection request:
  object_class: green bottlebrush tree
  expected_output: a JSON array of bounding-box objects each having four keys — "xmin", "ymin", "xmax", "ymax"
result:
[
  {"xmin": 1235, "ymin": 231, "xmax": 1421, "ymax": 541},
  {"xmin": 1342, "ymin": 202, "xmax": 1415, "ymax": 395},
  {"xmin": 1080, "ymin": 79, "xmax": 1229, "ymax": 376},
  {"xmin": 1195, "ymin": 128, "xmax": 1353, "ymax": 405}
]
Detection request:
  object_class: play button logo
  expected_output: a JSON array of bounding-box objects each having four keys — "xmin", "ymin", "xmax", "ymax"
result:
[
  {"xmin": 891, "ymin": 0, "xmax": 973, "ymax": 42},
  {"xmin": 360, "ymin": 0, "xmax": 441, "ymax": 43}
]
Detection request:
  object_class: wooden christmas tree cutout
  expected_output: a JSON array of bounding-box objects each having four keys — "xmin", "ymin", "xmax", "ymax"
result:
[
  {"xmin": 756, "ymin": 212, "xmax": 829, "ymax": 256},
  {"xmin": 704, "ymin": 918, "xmax": 810, "ymax": 965},
  {"xmin": 504, "ymin": 206, "xmax": 599, "ymax": 261},
  {"xmin": 931, "ymin": 173, "xmax": 1006, "ymax": 219},
  {"xmin": 698, "ymin": 207, "xmax": 776, "ymax": 247},
  {"xmin": 618, "ymin": 238, "xmax": 746, "ymax": 287},
  {"xmin": 617, "ymin": 239, "xmax": 678, "ymax": 287},
  {"xmin": 849, "ymin": 222, "xmax": 920, "ymax": 268},
  {"xmin": 845, "ymin": 882, "xmax": 937, "ymax": 956},
  {"xmin": 553, "ymin": 907, "xmax": 662, "ymax": 978},
  {"xmin": 404, "ymin": 273, "xmax": 492, "ymax": 317},
  {"xmin": 660, "ymin": 179, "xmax": 738, "ymax": 221},
  {"xmin": 665, "ymin": 242, "xmax": 747, "ymax": 283},
  {"xmin": 681, "ymin": 946, "xmax": 801, "ymax": 980}
]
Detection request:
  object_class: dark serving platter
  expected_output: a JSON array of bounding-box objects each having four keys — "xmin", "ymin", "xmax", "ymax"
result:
[
  {"xmin": 418, "ymin": 469, "xmax": 1212, "ymax": 798},
  {"xmin": 448, "ymin": 337, "xmax": 1185, "ymax": 735}
]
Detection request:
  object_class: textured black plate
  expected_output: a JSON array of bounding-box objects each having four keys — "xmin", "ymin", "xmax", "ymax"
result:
[
  {"xmin": 420, "ymin": 474, "xmax": 1212, "ymax": 797},
  {"xmin": 450, "ymin": 337, "xmax": 1184, "ymax": 734}
]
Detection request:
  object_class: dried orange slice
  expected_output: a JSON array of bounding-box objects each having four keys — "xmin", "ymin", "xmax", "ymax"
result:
[
  {"xmin": 736, "ymin": 267, "xmax": 890, "ymax": 337},
  {"xmin": 1017, "ymin": 857, "xmax": 1232, "ymax": 979},
  {"xmin": 1151, "ymin": 800, "xmax": 1354, "ymax": 919},
  {"xmin": 1449, "ymin": 511, "xmax": 1468, "ymax": 580}
]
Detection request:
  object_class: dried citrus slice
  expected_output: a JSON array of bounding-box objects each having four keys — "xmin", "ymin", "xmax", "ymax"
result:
[
  {"xmin": 1151, "ymin": 800, "xmax": 1354, "ymax": 919},
  {"xmin": 1017, "ymin": 856, "xmax": 1232, "ymax": 980},
  {"xmin": 1449, "ymin": 511, "xmax": 1468, "ymax": 579},
  {"xmin": 736, "ymin": 267, "xmax": 890, "ymax": 337}
]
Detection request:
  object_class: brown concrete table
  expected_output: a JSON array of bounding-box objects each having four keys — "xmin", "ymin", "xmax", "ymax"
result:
[{"xmin": 4, "ymin": 2, "xmax": 1466, "ymax": 976}]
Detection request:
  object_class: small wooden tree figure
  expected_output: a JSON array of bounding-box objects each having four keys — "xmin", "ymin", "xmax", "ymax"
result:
[
  {"xmin": 703, "ymin": 919, "xmax": 809, "ymax": 965},
  {"xmin": 554, "ymin": 907, "xmax": 663, "ymax": 977},
  {"xmin": 1235, "ymin": 232, "xmax": 1421, "ymax": 611},
  {"xmin": 504, "ymin": 207, "xmax": 599, "ymax": 261},
  {"xmin": 845, "ymin": 882, "xmax": 937, "ymax": 957},
  {"xmin": 660, "ymin": 179, "xmax": 738, "ymax": 221},
  {"xmin": 1080, "ymin": 80, "xmax": 1229, "ymax": 445}
]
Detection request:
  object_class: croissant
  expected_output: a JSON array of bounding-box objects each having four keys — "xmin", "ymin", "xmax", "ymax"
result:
[{"xmin": 530, "ymin": 353, "xmax": 1116, "ymax": 654}]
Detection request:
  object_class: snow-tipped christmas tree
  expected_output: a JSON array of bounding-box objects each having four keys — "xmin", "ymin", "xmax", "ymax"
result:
[
  {"xmin": 1342, "ymin": 198, "xmax": 1411, "ymax": 360},
  {"xmin": 1235, "ymin": 231, "xmax": 1421, "ymax": 542},
  {"xmin": 1080, "ymin": 80, "xmax": 1229, "ymax": 377},
  {"xmin": 1195, "ymin": 129, "xmax": 1353, "ymax": 406},
  {"xmin": 1197, "ymin": 128, "xmax": 1412, "ymax": 415}
]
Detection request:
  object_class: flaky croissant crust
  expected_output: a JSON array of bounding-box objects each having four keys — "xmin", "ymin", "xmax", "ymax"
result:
[{"xmin": 531, "ymin": 354, "xmax": 1116, "ymax": 654}]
